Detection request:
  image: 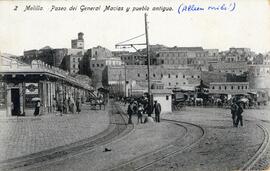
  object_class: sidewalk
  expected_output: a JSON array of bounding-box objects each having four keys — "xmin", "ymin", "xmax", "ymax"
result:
[{"xmin": 0, "ymin": 104, "xmax": 110, "ymax": 161}]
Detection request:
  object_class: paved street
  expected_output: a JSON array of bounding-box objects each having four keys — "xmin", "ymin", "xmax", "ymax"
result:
[
  {"xmin": 11, "ymin": 103, "xmax": 268, "ymax": 171},
  {"xmin": 1, "ymin": 102, "xmax": 270, "ymax": 171},
  {"xmin": 0, "ymin": 104, "xmax": 109, "ymax": 162},
  {"xmin": 29, "ymin": 116, "xmax": 186, "ymax": 171}
]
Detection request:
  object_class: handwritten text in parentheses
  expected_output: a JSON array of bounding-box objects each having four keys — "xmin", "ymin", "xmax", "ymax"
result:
[{"xmin": 178, "ymin": 2, "xmax": 236, "ymax": 14}]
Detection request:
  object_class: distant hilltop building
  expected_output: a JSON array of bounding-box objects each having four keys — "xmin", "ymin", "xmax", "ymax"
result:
[
  {"xmin": 91, "ymin": 46, "xmax": 112, "ymax": 59},
  {"xmin": 22, "ymin": 33, "xmax": 86, "ymax": 75},
  {"xmin": 71, "ymin": 32, "xmax": 84, "ymax": 49}
]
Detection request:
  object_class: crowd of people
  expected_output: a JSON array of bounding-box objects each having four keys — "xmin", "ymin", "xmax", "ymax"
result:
[
  {"xmin": 33, "ymin": 96, "xmax": 82, "ymax": 116},
  {"xmin": 127, "ymin": 99, "xmax": 161, "ymax": 124}
]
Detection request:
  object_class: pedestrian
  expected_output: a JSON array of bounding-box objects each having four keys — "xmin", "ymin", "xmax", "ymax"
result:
[
  {"xmin": 70, "ymin": 97, "xmax": 75, "ymax": 114},
  {"xmin": 52, "ymin": 97, "xmax": 57, "ymax": 114},
  {"xmin": 127, "ymin": 101, "xmax": 134, "ymax": 124},
  {"xmin": 137, "ymin": 103, "xmax": 143, "ymax": 124},
  {"xmin": 63, "ymin": 98, "xmax": 68, "ymax": 114},
  {"xmin": 145, "ymin": 102, "xmax": 153, "ymax": 117},
  {"xmin": 133, "ymin": 101, "xmax": 138, "ymax": 116},
  {"xmin": 153, "ymin": 100, "xmax": 161, "ymax": 122},
  {"xmin": 230, "ymin": 100, "xmax": 238, "ymax": 127},
  {"xmin": 68, "ymin": 97, "xmax": 71, "ymax": 112},
  {"xmin": 34, "ymin": 100, "xmax": 41, "ymax": 116},
  {"xmin": 76, "ymin": 97, "xmax": 81, "ymax": 114},
  {"xmin": 236, "ymin": 102, "xmax": 244, "ymax": 127}
]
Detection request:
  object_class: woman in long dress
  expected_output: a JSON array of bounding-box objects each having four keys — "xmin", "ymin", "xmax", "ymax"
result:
[{"xmin": 34, "ymin": 101, "xmax": 40, "ymax": 116}]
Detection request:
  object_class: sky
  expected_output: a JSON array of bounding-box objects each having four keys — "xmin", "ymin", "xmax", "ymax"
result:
[{"xmin": 0, "ymin": 0, "xmax": 269, "ymax": 56}]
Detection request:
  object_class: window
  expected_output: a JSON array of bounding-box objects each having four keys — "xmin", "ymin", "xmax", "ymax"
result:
[
  {"xmin": 183, "ymin": 82, "xmax": 186, "ymax": 85},
  {"xmin": 146, "ymin": 74, "xmax": 148, "ymax": 77},
  {"xmin": 78, "ymin": 58, "xmax": 80, "ymax": 62},
  {"xmin": 212, "ymin": 86, "xmax": 215, "ymax": 89},
  {"xmin": 169, "ymin": 82, "xmax": 171, "ymax": 86},
  {"xmin": 176, "ymin": 82, "xmax": 178, "ymax": 85},
  {"xmin": 73, "ymin": 64, "xmax": 75, "ymax": 68},
  {"xmin": 176, "ymin": 75, "xmax": 178, "ymax": 78},
  {"xmin": 241, "ymin": 86, "xmax": 244, "ymax": 89},
  {"xmin": 166, "ymin": 95, "xmax": 169, "ymax": 100},
  {"xmin": 225, "ymin": 86, "xmax": 227, "ymax": 90},
  {"xmin": 101, "ymin": 64, "xmax": 104, "ymax": 67},
  {"xmin": 219, "ymin": 86, "xmax": 221, "ymax": 90},
  {"xmin": 198, "ymin": 76, "xmax": 200, "ymax": 78},
  {"xmin": 153, "ymin": 74, "xmax": 156, "ymax": 77},
  {"xmin": 168, "ymin": 74, "xmax": 171, "ymax": 78},
  {"xmin": 231, "ymin": 86, "xmax": 234, "ymax": 90},
  {"xmin": 92, "ymin": 64, "xmax": 95, "ymax": 67},
  {"xmin": 73, "ymin": 58, "xmax": 75, "ymax": 62},
  {"xmin": 245, "ymin": 86, "xmax": 248, "ymax": 89},
  {"xmin": 161, "ymin": 60, "xmax": 164, "ymax": 64},
  {"xmin": 97, "ymin": 64, "xmax": 99, "ymax": 67},
  {"xmin": 161, "ymin": 74, "xmax": 163, "ymax": 78},
  {"xmin": 138, "ymin": 73, "xmax": 140, "ymax": 77},
  {"xmin": 238, "ymin": 86, "xmax": 240, "ymax": 89},
  {"xmin": 191, "ymin": 75, "xmax": 194, "ymax": 78},
  {"xmin": 183, "ymin": 75, "xmax": 185, "ymax": 78}
]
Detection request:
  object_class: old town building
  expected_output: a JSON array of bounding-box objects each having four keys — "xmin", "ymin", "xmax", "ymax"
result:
[
  {"xmin": 22, "ymin": 33, "xmax": 86, "ymax": 75},
  {"xmin": 209, "ymin": 82, "xmax": 249, "ymax": 95},
  {"xmin": 0, "ymin": 56, "xmax": 93, "ymax": 117},
  {"xmin": 71, "ymin": 32, "xmax": 84, "ymax": 49},
  {"xmin": 103, "ymin": 65, "xmax": 202, "ymax": 96}
]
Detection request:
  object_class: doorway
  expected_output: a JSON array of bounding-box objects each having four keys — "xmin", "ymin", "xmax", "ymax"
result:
[{"xmin": 11, "ymin": 88, "xmax": 20, "ymax": 116}]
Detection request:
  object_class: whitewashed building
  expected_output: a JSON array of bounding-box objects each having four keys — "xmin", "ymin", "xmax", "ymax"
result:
[{"xmin": 152, "ymin": 89, "xmax": 173, "ymax": 114}]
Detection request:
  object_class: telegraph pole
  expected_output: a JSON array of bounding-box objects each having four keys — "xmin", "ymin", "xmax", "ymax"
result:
[
  {"xmin": 115, "ymin": 13, "xmax": 150, "ymax": 100},
  {"xmin": 145, "ymin": 13, "xmax": 151, "ymax": 98},
  {"xmin": 124, "ymin": 64, "xmax": 127, "ymax": 97}
]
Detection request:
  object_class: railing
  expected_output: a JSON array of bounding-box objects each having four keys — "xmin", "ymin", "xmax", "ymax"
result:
[{"xmin": 0, "ymin": 58, "xmax": 93, "ymax": 91}]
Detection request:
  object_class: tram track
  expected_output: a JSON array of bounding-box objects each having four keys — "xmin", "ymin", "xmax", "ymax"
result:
[
  {"xmin": 112, "ymin": 104, "xmax": 270, "ymax": 171},
  {"xmin": 108, "ymin": 118, "xmax": 205, "ymax": 171},
  {"xmin": 0, "ymin": 101, "xmax": 133, "ymax": 171},
  {"xmin": 240, "ymin": 122, "xmax": 270, "ymax": 171}
]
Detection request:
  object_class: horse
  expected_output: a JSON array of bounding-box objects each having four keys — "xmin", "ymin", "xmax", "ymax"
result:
[{"xmin": 195, "ymin": 98, "xmax": 203, "ymax": 106}]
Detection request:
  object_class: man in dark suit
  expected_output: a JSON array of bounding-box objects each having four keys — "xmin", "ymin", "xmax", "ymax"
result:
[
  {"xmin": 236, "ymin": 102, "xmax": 244, "ymax": 127},
  {"xmin": 230, "ymin": 100, "xmax": 238, "ymax": 127},
  {"xmin": 154, "ymin": 100, "xmax": 161, "ymax": 122},
  {"xmin": 127, "ymin": 101, "xmax": 134, "ymax": 124}
]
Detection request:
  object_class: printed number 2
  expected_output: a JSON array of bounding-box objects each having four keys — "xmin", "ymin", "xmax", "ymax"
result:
[{"xmin": 13, "ymin": 6, "xmax": 18, "ymax": 11}]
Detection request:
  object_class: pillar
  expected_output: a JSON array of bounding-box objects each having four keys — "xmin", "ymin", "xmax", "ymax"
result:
[
  {"xmin": 19, "ymin": 83, "xmax": 24, "ymax": 115},
  {"xmin": 6, "ymin": 86, "xmax": 11, "ymax": 116}
]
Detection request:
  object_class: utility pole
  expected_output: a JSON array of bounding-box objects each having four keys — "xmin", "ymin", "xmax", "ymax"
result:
[
  {"xmin": 145, "ymin": 13, "xmax": 151, "ymax": 102},
  {"xmin": 115, "ymin": 13, "xmax": 150, "ymax": 99},
  {"xmin": 124, "ymin": 64, "xmax": 127, "ymax": 97}
]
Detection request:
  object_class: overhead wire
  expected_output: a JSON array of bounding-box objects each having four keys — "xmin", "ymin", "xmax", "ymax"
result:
[{"xmin": 116, "ymin": 33, "xmax": 145, "ymax": 45}]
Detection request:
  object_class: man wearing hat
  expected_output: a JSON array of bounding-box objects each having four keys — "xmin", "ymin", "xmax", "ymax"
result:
[
  {"xmin": 153, "ymin": 100, "xmax": 161, "ymax": 122},
  {"xmin": 236, "ymin": 101, "xmax": 244, "ymax": 127},
  {"xmin": 230, "ymin": 99, "xmax": 238, "ymax": 127}
]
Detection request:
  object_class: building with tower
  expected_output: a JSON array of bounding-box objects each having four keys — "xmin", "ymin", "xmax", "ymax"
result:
[{"xmin": 71, "ymin": 32, "xmax": 84, "ymax": 49}]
